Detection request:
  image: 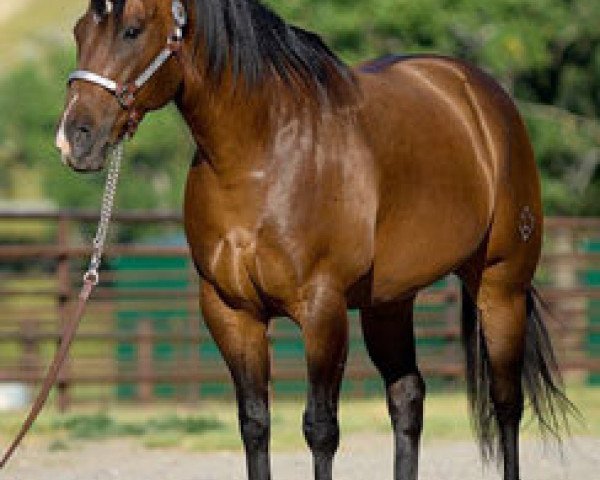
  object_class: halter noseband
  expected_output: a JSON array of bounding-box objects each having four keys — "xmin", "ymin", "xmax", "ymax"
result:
[{"xmin": 68, "ymin": 0, "xmax": 188, "ymax": 136}]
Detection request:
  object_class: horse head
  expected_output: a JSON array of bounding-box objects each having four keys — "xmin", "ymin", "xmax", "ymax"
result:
[{"xmin": 56, "ymin": 0, "xmax": 187, "ymax": 172}]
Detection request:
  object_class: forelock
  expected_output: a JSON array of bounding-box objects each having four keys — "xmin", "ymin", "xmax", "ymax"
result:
[{"xmin": 91, "ymin": 0, "xmax": 127, "ymax": 18}]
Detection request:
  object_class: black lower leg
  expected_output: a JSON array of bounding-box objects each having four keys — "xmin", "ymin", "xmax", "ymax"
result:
[
  {"xmin": 495, "ymin": 397, "xmax": 523, "ymax": 480},
  {"xmin": 387, "ymin": 373, "xmax": 425, "ymax": 480},
  {"xmin": 238, "ymin": 390, "xmax": 271, "ymax": 480},
  {"xmin": 303, "ymin": 393, "xmax": 340, "ymax": 480}
]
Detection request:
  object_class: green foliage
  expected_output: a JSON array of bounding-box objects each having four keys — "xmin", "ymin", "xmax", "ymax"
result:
[
  {"xmin": 521, "ymin": 103, "xmax": 599, "ymax": 215},
  {"xmin": 270, "ymin": 0, "xmax": 600, "ymax": 215},
  {"xmin": 0, "ymin": 0, "xmax": 598, "ymax": 220},
  {"xmin": 0, "ymin": 46, "xmax": 194, "ymax": 218}
]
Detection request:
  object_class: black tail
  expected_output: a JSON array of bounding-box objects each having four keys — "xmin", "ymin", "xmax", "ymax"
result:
[{"xmin": 461, "ymin": 285, "xmax": 576, "ymax": 462}]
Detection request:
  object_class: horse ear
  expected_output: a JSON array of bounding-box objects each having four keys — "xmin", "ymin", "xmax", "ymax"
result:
[{"xmin": 90, "ymin": 0, "xmax": 113, "ymax": 16}]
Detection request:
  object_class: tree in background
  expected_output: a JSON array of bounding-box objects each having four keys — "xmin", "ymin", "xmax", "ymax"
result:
[
  {"xmin": 273, "ymin": 0, "xmax": 600, "ymax": 214},
  {"xmin": 0, "ymin": 47, "xmax": 194, "ymax": 214},
  {"xmin": 0, "ymin": 0, "xmax": 598, "ymax": 222}
]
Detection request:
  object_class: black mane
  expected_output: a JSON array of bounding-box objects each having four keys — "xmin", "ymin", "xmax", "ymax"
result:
[
  {"xmin": 193, "ymin": 0, "xmax": 356, "ymax": 104},
  {"xmin": 91, "ymin": 0, "xmax": 356, "ymax": 105}
]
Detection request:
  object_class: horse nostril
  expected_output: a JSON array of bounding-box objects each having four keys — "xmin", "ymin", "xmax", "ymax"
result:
[
  {"xmin": 71, "ymin": 124, "xmax": 93, "ymax": 158},
  {"xmin": 74, "ymin": 125, "xmax": 91, "ymax": 141}
]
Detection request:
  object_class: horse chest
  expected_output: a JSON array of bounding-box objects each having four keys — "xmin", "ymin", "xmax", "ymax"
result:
[
  {"xmin": 183, "ymin": 126, "xmax": 377, "ymax": 310},
  {"xmin": 185, "ymin": 209, "xmax": 299, "ymax": 309},
  {"xmin": 185, "ymin": 174, "xmax": 292, "ymax": 307},
  {"xmin": 202, "ymin": 227, "xmax": 259, "ymax": 300}
]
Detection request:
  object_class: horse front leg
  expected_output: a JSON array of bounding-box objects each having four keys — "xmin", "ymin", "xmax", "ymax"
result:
[
  {"xmin": 293, "ymin": 280, "xmax": 349, "ymax": 480},
  {"xmin": 201, "ymin": 283, "xmax": 271, "ymax": 480}
]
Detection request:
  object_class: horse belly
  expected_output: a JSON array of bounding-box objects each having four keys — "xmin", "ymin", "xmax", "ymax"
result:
[
  {"xmin": 372, "ymin": 213, "xmax": 487, "ymax": 303},
  {"xmin": 370, "ymin": 148, "xmax": 493, "ymax": 303}
]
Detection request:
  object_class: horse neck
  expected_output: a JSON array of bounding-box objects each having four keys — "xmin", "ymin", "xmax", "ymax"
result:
[
  {"xmin": 174, "ymin": 56, "xmax": 277, "ymax": 176},
  {"xmin": 173, "ymin": 47, "xmax": 333, "ymax": 179}
]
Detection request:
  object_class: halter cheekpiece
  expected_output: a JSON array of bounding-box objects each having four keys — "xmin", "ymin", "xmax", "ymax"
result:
[{"xmin": 68, "ymin": 0, "xmax": 188, "ymax": 135}]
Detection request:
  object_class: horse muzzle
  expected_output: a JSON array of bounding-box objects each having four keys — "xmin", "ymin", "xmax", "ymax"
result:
[
  {"xmin": 56, "ymin": 123, "xmax": 111, "ymax": 173},
  {"xmin": 55, "ymin": 94, "xmax": 115, "ymax": 173}
]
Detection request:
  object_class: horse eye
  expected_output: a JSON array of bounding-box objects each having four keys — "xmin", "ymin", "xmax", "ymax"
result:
[{"xmin": 123, "ymin": 26, "xmax": 142, "ymax": 40}]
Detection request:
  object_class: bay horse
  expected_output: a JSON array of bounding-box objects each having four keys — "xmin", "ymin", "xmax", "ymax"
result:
[{"xmin": 56, "ymin": 1, "xmax": 571, "ymax": 479}]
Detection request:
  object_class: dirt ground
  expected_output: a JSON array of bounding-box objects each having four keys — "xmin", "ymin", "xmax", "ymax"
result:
[{"xmin": 3, "ymin": 434, "xmax": 599, "ymax": 480}]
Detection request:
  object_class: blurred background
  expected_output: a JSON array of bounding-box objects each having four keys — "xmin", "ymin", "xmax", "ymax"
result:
[
  {"xmin": 2, "ymin": 0, "xmax": 600, "ymax": 216},
  {"xmin": 0, "ymin": 0, "xmax": 599, "ymax": 467}
]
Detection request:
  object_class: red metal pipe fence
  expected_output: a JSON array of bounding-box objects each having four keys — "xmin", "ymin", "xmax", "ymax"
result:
[{"xmin": 0, "ymin": 210, "xmax": 599, "ymax": 410}]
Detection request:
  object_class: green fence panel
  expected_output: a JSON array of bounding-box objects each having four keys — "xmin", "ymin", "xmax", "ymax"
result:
[
  {"xmin": 113, "ymin": 255, "xmax": 192, "ymax": 400},
  {"xmin": 583, "ymin": 240, "xmax": 600, "ymax": 386},
  {"xmin": 112, "ymin": 256, "xmax": 459, "ymax": 399}
]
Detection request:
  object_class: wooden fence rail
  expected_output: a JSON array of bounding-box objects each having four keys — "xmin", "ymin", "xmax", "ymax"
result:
[{"xmin": 0, "ymin": 210, "xmax": 599, "ymax": 410}]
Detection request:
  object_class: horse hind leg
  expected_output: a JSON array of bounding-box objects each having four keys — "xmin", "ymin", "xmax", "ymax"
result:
[
  {"xmin": 360, "ymin": 297, "xmax": 425, "ymax": 480},
  {"xmin": 462, "ymin": 276, "xmax": 526, "ymax": 480},
  {"xmin": 461, "ymin": 265, "xmax": 571, "ymax": 480}
]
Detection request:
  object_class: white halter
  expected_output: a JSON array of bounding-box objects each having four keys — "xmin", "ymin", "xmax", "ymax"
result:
[{"xmin": 69, "ymin": 0, "xmax": 187, "ymax": 109}]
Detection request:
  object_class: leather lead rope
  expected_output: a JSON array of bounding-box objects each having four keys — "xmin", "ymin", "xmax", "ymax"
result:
[
  {"xmin": 0, "ymin": 280, "xmax": 94, "ymax": 469},
  {"xmin": 0, "ymin": 144, "xmax": 123, "ymax": 469}
]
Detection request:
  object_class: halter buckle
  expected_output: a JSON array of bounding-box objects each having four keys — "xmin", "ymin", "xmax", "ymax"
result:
[
  {"xmin": 116, "ymin": 84, "xmax": 136, "ymax": 108},
  {"xmin": 126, "ymin": 109, "xmax": 144, "ymax": 138},
  {"xmin": 168, "ymin": 34, "xmax": 183, "ymax": 53},
  {"xmin": 172, "ymin": 0, "xmax": 187, "ymax": 29}
]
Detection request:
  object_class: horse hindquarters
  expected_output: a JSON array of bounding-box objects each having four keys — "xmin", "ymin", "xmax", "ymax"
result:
[{"xmin": 457, "ymin": 75, "xmax": 573, "ymax": 478}]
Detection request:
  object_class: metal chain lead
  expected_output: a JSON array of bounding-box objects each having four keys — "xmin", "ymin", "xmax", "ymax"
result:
[
  {"xmin": 84, "ymin": 142, "xmax": 123, "ymax": 285},
  {"xmin": 0, "ymin": 146, "xmax": 123, "ymax": 472}
]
